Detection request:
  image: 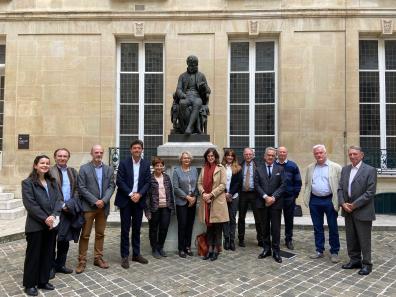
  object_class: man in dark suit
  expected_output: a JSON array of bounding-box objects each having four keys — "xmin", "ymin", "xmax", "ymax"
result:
[
  {"xmin": 115, "ymin": 139, "xmax": 151, "ymax": 269},
  {"xmin": 75, "ymin": 145, "xmax": 115, "ymax": 274},
  {"xmin": 338, "ymin": 146, "xmax": 377, "ymax": 276},
  {"xmin": 255, "ymin": 147, "xmax": 285, "ymax": 263}
]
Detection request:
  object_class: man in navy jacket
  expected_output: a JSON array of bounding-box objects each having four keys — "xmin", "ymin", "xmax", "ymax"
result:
[{"xmin": 115, "ymin": 140, "xmax": 151, "ymax": 269}]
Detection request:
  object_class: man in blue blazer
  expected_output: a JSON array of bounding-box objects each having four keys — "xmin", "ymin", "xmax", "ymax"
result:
[{"xmin": 115, "ymin": 139, "xmax": 151, "ymax": 269}]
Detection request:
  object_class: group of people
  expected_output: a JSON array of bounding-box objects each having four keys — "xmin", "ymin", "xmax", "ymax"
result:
[{"xmin": 21, "ymin": 141, "xmax": 377, "ymax": 296}]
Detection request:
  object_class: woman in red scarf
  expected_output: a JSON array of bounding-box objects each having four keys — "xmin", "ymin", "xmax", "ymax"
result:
[{"xmin": 198, "ymin": 148, "xmax": 229, "ymax": 261}]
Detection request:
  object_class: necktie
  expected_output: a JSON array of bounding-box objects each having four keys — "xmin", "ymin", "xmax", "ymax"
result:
[
  {"xmin": 244, "ymin": 163, "xmax": 251, "ymax": 191},
  {"xmin": 267, "ymin": 165, "xmax": 272, "ymax": 178}
]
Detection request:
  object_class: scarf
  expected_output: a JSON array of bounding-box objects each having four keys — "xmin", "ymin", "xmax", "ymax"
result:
[{"xmin": 203, "ymin": 163, "xmax": 216, "ymax": 226}]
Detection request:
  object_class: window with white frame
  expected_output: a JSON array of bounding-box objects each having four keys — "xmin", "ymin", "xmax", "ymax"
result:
[
  {"xmin": 228, "ymin": 41, "xmax": 277, "ymax": 154},
  {"xmin": 359, "ymin": 39, "xmax": 396, "ymax": 167},
  {"xmin": 117, "ymin": 42, "xmax": 163, "ymax": 156},
  {"xmin": 0, "ymin": 44, "xmax": 5, "ymax": 151}
]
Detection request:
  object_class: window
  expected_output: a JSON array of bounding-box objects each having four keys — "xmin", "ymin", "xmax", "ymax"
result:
[
  {"xmin": 359, "ymin": 39, "xmax": 396, "ymax": 168},
  {"xmin": 228, "ymin": 41, "xmax": 277, "ymax": 155},
  {"xmin": 117, "ymin": 42, "xmax": 163, "ymax": 158},
  {"xmin": 0, "ymin": 44, "xmax": 5, "ymax": 151}
]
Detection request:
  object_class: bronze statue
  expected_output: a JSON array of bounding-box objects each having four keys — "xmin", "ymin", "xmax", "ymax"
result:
[{"xmin": 171, "ymin": 55, "xmax": 211, "ymax": 135}]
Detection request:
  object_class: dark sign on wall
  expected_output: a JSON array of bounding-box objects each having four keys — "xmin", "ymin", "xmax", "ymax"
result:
[{"xmin": 18, "ymin": 134, "xmax": 29, "ymax": 149}]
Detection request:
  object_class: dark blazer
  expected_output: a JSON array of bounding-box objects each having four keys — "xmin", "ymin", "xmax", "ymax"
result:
[
  {"xmin": 22, "ymin": 177, "xmax": 63, "ymax": 233},
  {"xmin": 115, "ymin": 157, "xmax": 151, "ymax": 209},
  {"xmin": 338, "ymin": 162, "xmax": 377, "ymax": 221},
  {"xmin": 78, "ymin": 162, "xmax": 115, "ymax": 216},
  {"xmin": 50, "ymin": 166, "xmax": 79, "ymax": 201},
  {"xmin": 240, "ymin": 160, "xmax": 257, "ymax": 191},
  {"xmin": 254, "ymin": 164, "xmax": 285, "ymax": 209},
  {"xmin": 227, "ymin": 168, "xmax": 243, "ymax": 197}
]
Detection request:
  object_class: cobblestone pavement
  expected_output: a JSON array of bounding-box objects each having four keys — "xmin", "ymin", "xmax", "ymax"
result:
[{"xmin": 1, "ymin": 228, "xmax": 396, "ymax": 297}]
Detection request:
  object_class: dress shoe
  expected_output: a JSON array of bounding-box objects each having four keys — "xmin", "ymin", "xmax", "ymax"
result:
[
  {"xmin": 185, "ymin": 248, "xmax": 193, "ymax": 256},
  {"xmin": 152, "ymin": 250, "xmax": 161, "ymax": 259},
  {"xmin": 94, "ymin": 257, "xmax": 109, "ymax": 269},
  {"xmin": 224, "ymin": 241, "xmax": 230, "ymax": 250},
  {"xmin": 258, "ymin": 249, "xmax": 271, "ymax": 259},
  {"xmin": 229, "ymin": 241, "xmax": 236, "ymax": 251},
  {"xmin": 49, "ymin": 267, "xmax": 55, "ymax": 279},
  {"xmin": 285, "ymin": 241, "xmax": 294, "ymax": 250},
  {"xmin": 342, "ymin": 261, "xmax": 362, "ymax": 269},
  {"xmin": 210, "ymin": 252, "xmax": 219, "ymax": 261},
  {"xmin": 272, "ymin": 252, "xmax": 282, "ymax": 263},
  {"xmin": 309, "ymin": 252, "xmax": 324, "ymax": 259},
  {"xmin": 257, "ymin": 241, "xmax": 264, "ymax": 247},
  {"xmin": 25, "ymin": 287, "xmax": 38, "ymax": 296},
  {"xmin": 56, "ymin": 266, "xmax": 73, "ymax": 274},
  {"xmin": 121, "ymin": 257, "xmax": 129, "ymax": 269},
  {"xmin": 132, "ymin": 255, "xmax": 149, "ymax": 264},
  {"xmin": 38, "ymin": 283, "xmax": 55, "ymax": 290},
  {"xmin": 358, "ymin": 265, "xmax": 372, "ymax": 276},
  {"xmin": 178, "ymin": 250, "xmax": 186, "ymax": 258},
  {"xmin": 203, "ymin": 252, "xmax": 213, "ymax": 260},
  {"xmin": 75, "ymin": 262, "xmax": 86, "ymax": 274},
  {"xmin": 238, "ymin": 240, "xmax": 246, "ymax": 247},
  {"xmin": 159, "ymin": 249, "xmax": 167, "ymax": 257}
]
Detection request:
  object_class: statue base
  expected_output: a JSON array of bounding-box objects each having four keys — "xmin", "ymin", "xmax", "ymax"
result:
[{"xmin": 168, "ymin": 133, "xmax": 210, "ymax": 142}]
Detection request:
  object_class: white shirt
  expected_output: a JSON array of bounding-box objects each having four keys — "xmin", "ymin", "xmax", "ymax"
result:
[
  {"xmin": 348, "ymin": 161, "xmax": 362, "ymax": 197},
  {"xmin": 129, "ymin": 158, "xmax": 141, "ymax": 195}
]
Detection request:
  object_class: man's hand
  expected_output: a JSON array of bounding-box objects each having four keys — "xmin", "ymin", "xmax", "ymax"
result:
[
  {"xmin": 45, "ymin": 216, "xmax": 55, "ymax": 229},
  {"xmin": 95, "ymin": 200, "xmax": 104, "ymax": 208},
  {"xmin": 131, "ymin": 192, "xmax": 141, "ymax": 203},
  {"xmin": 342, "ymin": 203, "xmax": 352, "ymax": 213},
  {"xmin": 265, "ymin": 196, "xmax": 275, "ymax": 207}
]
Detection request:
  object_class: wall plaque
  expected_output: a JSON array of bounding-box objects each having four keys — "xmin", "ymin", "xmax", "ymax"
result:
[{"xmin": 18, "ymin": 134, "xmax": 29, "ymax": 149}]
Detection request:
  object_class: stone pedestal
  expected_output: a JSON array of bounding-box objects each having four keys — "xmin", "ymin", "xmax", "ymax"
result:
[{"xmin": 157, "ymin": 141, "xmax": 217, "ymax": 252}]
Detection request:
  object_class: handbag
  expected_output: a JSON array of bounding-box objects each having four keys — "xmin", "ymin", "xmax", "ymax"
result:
[
  {"xmin": 294, "ymin": 204, "xmax": 303, "ymax": 217},
  {"xmin": 195, "ymin": 233, "xmax": 208, "ymax": 256}
]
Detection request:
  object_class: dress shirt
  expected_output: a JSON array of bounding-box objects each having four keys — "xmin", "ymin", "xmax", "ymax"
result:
[
  {"xmin": 94, "ymin": 162, "xmax": 103, "ymax": 198},
  {"xmin": 348, "ymin": 161, "xmax": 362, "ymax": 198},
  {"xmin": 58, "ymin": 166, "xmax": 71, "ymax": 202},
  {"xmin": 243, "ymin": 162, "xmax": 254, "ymax": 191},
  {"xmin": 130, "ymin": 157, "xmax": 141, "ymax": 195},
  {"xmin": 311, "ymin": 160, "xmax": 332, "ymax": 197}
]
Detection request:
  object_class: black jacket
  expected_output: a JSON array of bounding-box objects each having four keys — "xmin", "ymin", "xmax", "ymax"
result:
[
  {"xmin": 57, "ymin": 198, "xmax": 84, "ymax": 242},
  {"xmin": 254, "ymin": 164, "xmax": 285, "ymax": 210}
]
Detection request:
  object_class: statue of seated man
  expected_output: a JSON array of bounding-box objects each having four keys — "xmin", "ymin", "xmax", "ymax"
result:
[{"xmin": 173, "ymin": 55, "xmax": 211, "ymax": 135}]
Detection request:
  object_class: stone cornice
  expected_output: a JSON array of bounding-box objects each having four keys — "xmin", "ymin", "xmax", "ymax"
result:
[{"xmin": 0, "ymin": 9, "xmax": 395, "ymax": 21}]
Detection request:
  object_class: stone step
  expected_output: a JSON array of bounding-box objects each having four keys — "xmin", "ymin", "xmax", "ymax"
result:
[
  {"xmin": 0, "ymin": 199, "xmax": 23, "ymax": 210},
  {"xmin": 0, "ymin": 193, "xmax": 14, "ymax": 200},
  {"xmin": 0, "ymin": 207, "xmax": 26, "ymax": 220}
]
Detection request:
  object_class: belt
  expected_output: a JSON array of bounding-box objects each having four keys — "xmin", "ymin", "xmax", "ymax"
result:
[{"xmin": 311, "ymin": 193, "xmax": 332, "ymax": 199}]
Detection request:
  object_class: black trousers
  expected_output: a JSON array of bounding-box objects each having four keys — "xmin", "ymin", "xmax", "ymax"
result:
[
  {"xmin": 223, "ymin": 197, "xmax": 239, "ymax": 242},
  {"xmin": 54, "ymin": 240, "xmax": 70, "ymax": 269},
  {"xmin": 282, "ymin": 195, "xmax": 295, "ymax": 243},
  {"xmin": 23, "ymin": 229, "xmax": 56, "ymax": 288},
  {"xmin": 120, "ymin": 202, "xmax": 143, "ymax": 257},
  {"xmin": 207, "ymin": 223, "xmax": 223, "ymax": 248},
  {"xmin": 149, "ymin": 208, "xmax": 171, "ymax": 251},
  {"xmin": 176, "ymin": 203, "xmax": 196, "ymax": 252},
  {"xmin": 238, "ymin": 191, "xmax": 263, "ymax": 243},
  {"xmin": 258, "ymin": 206, "xmax": 282, "ymax": 252}
]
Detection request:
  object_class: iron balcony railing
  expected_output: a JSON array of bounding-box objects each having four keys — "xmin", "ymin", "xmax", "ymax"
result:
[{"xmin": 108, "ymin": 147, "xmax": 158, "ymax": 171}]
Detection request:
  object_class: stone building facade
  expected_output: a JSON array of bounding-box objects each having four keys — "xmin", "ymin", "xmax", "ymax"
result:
[{"xmin": 0, "ymin": 0, "xmax": 395, "ymax": 212}]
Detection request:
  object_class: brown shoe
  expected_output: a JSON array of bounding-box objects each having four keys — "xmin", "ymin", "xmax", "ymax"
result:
[
  {"xmin": 132, "ymin": 255, "xmax": 149, "ymax": 264},
  {"xmin": 94, "ymin": 258, "xmax": 109, "ymax": 269},
  {"xmin": 75, "ymin": 262, "xmax": 86, "ymax": 274},
  {"xmin": 121, "ymin": 257, "xmax": 129, "ymax": 269}
]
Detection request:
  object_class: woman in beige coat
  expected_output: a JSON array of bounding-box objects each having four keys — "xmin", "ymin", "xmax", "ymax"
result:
[{"xmin": 198, "ymin": 148, "xmax": 229, "ymax": 261}]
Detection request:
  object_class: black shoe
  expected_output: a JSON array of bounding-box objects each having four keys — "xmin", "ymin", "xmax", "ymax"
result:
[
  {"xmin": 210, "ymin": 252, "xmax": 219, "ymax": 261},
  {"xmin": 230, "ymin": 241, "xmax": 236, "ymax": 251},
  {"xmin": 358, "ymin": 265, "xmax": 372, "ymax": 276},
  {"xmin": 239, "ymin": 240, "xmax": 246, "ymax": 247},
  {"xmin": 38, "ymin": 283, "xmax": 55, "ymax": 290},
  {"xmin": 178, "ymin": 250, "xmax": 186, "ymax": 258},
  {"xmin": 152, "ymin": 250, "xmax": 161, "ymax": 259},
  {"xmin": 258, "ymin": 249, "xmax": 271, "ymax": 259},
  {"xmin": 25, "ymin": 287, "xmax": 38, "ymax": 296},
  {"xmin": 285, "ymin": 241, "xmax": 294, "ymax": 250},
  {"xmin": 132, "ymin": 255, "xmax": 149, "ymax": 264},
  {"xmin": 203, "ymin": 252, "xmax": 213, "ymax": 260},
  {"xmin": 185, "ymin": 248, "xmax": 193, "ymax": 256},
  {"xmin": 49, "ymin": 267, "xmax": 55, "ymax": 279},
  {"xmin": 159, "ymin": 249, "xmax": 167, "ymax": 257},
  {"xmin": 56, "ymin": 266, "xmax": 73, "ymax": 274},
  {"xmin": 342, "ymin": 262, "xmax": 362, "ymax": 269},
  {"xmin": 272, "ymin": 252, "xmax": 282, "ymax": 263},
  {"xmin": 224, "ymin": 240, "xmax": 230, "ymax": 250},
  {"xmin": 257, "ymin": 241, "xmax": 264, "ymax": 247}
]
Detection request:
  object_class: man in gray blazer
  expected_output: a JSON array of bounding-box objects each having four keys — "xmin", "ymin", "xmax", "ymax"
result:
[
  {"xmin": 75, "ymin": 145, "xmax": 115, "ymax": 274},
  {"xmin": 338, "ymin": 146, "xmax": 377, "ymax": 276}
]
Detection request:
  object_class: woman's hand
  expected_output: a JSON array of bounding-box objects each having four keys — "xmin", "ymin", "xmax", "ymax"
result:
[{"xmin": 203, "ymin": 193, "xmax": 212, "ymax": 203}]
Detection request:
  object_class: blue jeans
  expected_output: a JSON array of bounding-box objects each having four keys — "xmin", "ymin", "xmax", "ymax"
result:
[{"xmin": 309, "ymin": 194, "xmax": 340, "ymax": 255}]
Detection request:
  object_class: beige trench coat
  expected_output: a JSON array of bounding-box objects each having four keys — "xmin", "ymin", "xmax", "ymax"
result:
[{"xmin": 197, "ymin": 164, "xmax": 230, "ymax": 224}]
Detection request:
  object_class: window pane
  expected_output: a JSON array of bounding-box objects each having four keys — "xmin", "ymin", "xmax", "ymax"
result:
[
  {"xmin": 145, "ymin": 43, "xmax": 163, "ymax": 72},
  {"xmin": 231, "ymin": 42, "xmax": 249, "ymax": 72},
  {"xmin": 121, "ymin": 43, "xmax": 138, "ymax": 72},
  {"xmin": 144, "ymin": 136, "xmax": 162, "ymax": 148},
  {"xmin": 360, "ymin": 137, "xmax": 380, "ymax": 168},
  {"xmin": 386, "ymin": 138, "xmax": 396, "ymax": 168},
  {"xmin": 0, "ymin": 101, "xmax": 3, "ymax": 114},
  {"xmin": 144, "ymin": 105, "xmax": 163, "ymax": 134},
  {"xmin": 359, "ymin": 72, "xmax": 379, "ymax": 103},
  {"xmin": 120, "ymin": 105, "xmax": 139, "ymax": 134},
  {"xmin": 386, "ymin": 104, "xmax": 396, "ymax": 135},
  {"xmin": 0, "ymin": 45, "xmax": 4, "ymax": 64},
  {"xmin": 230, "ymin": 105, "xmax": 249, "ymax": 135},
  {"xmin": 120, "ymin": 73, "xmax": 139, "ymax": 104},
  {"xmin": 255, "ymin": 136, "xmax": 275, "ymax": 151},
  {"xmin": 230, "ymin": 136, "xmax": 249, "ymax": 148},
  {"xmin": 255, "ymin": 105, "xmax": 275, "ymax": 135},
  {"xmin": 144, "ymin": 74, "xmax": 163, "ymax": 104},
  {"xmin": 359, "ymin": 40, "xmax": 378, "ymax": 70},
  {"xmin": 230, "ymin": 73, "xmax": 249, "ymax": 104},
  {"xmin": 256, "ymin": 42, "xmax": 274, "ymax": 71},
  {"xmin": 255, "ymin": 73, "xmax": 275, "ymax": 103},
  {"xmin": 386, "ymin": 72, "xmax": 396, "ymax": 103},
  {"xmin": 360, "ymin": 104, "xmax": 380, "ymax": 135},
  {"xmin": 385, "ymin": 40, "xmax": 396, "ymax": 70}
]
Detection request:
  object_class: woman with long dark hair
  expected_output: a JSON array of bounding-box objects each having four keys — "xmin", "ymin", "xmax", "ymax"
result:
[
  {"xmin": 198, "ymin": 148, "xmax": 229, "ymax": 261},
  {"xmin": 21, "ymin": 155, "xmax": 62, "ymax": 296}
]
